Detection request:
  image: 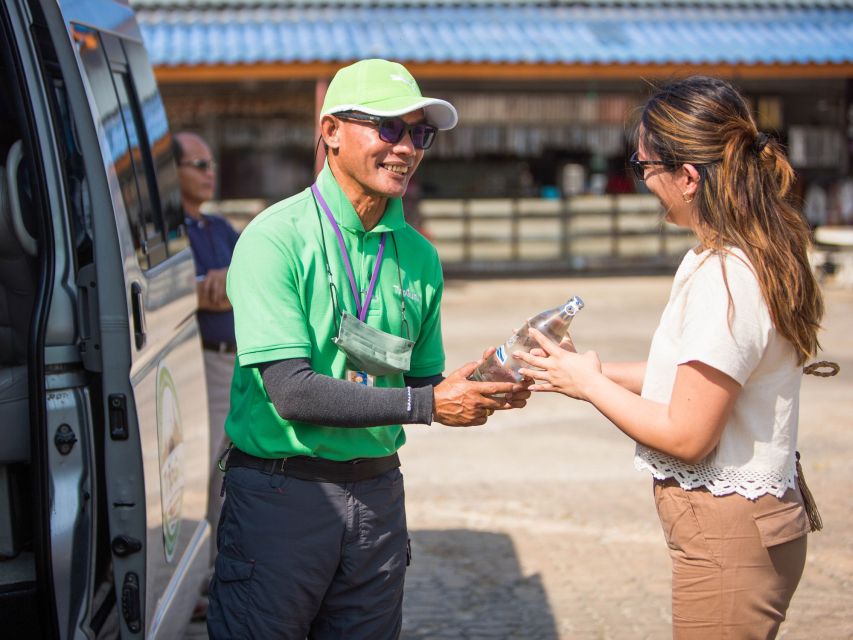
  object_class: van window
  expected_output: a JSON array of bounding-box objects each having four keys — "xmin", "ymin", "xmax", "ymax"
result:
[
  {"xmin": 122, "ymin": 39, "xmax": 187, "ymax": 253},
  {"xmin": 112, "ymin": 67, "xmax": 168, "ymax": 267},
  {"xmin": 49, "ymin": 76, "xmax": 95, "ymax": 268},
  {"xmin": 73, "ymin": 24, "xmax": 185, "ymax": 269}
]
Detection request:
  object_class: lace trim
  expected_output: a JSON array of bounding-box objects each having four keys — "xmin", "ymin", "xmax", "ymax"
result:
[{"xmin": 634, "ymin": 445, "xmax": 797, "ymax": 500}]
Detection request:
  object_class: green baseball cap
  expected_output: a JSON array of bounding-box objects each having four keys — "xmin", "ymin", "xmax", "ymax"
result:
[{"xmin": 321, "ymin": 59, "xmax": 458, "ymax": 130}]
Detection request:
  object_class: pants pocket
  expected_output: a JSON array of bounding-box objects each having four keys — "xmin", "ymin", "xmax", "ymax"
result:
[
  {"xmin": 654, "ymin": 482, "xmax": 720, "ymax": 567},
  {"xmin": 753, "ymin": 500, "xmax": 810, "ymax": 548},
  {"xmin": 207, "ymin": 553, "xmax": 255, "ymax": 640}
]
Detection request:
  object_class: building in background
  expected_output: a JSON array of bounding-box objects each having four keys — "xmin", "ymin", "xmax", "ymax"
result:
[{"xmin": 132, "ymin": 0, "xmax": 853, "ymax": 273}]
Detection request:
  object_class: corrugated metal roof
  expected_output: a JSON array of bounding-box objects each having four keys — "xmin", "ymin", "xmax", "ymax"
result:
[{"xmin": 135, "ymin": 4, "xmax": 853, "ymax": 66}]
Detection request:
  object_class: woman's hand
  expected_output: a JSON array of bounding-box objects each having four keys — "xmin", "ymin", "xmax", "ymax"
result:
[
  {"xmin": 515, "ymin": 328, "xmax": 602, "ymax": 400},
  {"xmin": 529, "ymin": 331, "xmax": 576, "ymax": 359},
  {"xmin": 559, "ymin": 332, "xmax": 577, "ymax": 353},
  {"xmin": 519, "ymin": 333, "xmax": 739, "ymax": 464}
]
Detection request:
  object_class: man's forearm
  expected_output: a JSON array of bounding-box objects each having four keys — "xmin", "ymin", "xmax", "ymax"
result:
[{"xmin": 260, "ymin": 359, "xmax": 437, "ymax": 427}]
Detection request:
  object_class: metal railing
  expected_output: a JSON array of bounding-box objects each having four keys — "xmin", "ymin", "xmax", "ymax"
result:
[
  {"xmin": 420, "ymin": 194, "xmax": 694, "ymax": 276},
  {"xmin": 211, "ymin": 194, "xmax": 696, "ymax": 277}
]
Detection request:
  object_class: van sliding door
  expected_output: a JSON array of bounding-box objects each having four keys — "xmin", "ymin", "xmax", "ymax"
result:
[
  {"xmin": 29, "ymin": 0, "xmax": 211, "ymax": 636},
  {"xmin": 69, "ymin": 20, "xmax": 211, "ymax": 638}
]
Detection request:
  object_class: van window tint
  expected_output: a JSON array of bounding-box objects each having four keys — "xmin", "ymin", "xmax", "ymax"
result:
[
  {"xmin": 122, "ymin": 39, "xmax": 187, "ymax": 254},
  {"xmin": 48, "ymin": 76, "xmax": 94, "ymax": 268},
  {"xmin": 112, "ymin": 69, "xmax": 167, "ymax": 267},
  {"xmin": 73, "ymin": 24, "xmax": 184, "ymax": 269}
]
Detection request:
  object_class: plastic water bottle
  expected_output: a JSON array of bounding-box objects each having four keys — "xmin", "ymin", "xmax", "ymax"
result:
[{"xmin": 469, "ymin": 296, "xmax": 584, "ymax": 383}]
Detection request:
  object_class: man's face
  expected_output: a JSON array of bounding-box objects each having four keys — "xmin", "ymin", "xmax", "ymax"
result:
[
  {"xmin": 176, "ymin": 134, "xmax": 216, "ymax": 207},
  {"xmin": 331, "ymin": 109, "xmax": 426, "ymax": 200}
]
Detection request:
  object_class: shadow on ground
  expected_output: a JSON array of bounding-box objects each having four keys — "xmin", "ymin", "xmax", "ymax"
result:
[{"xmin": 402, "ymin": 529, "xmax": 557, "ymax": 640}]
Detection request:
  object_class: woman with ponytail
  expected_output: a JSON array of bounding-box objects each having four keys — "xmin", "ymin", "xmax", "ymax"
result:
[{"xmin": 515, "ymin": 76, "xmax": 824, "ymax": 638}]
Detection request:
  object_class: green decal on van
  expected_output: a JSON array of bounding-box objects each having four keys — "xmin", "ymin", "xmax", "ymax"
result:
[{"xmin": 157, "ymin": 365, "xmax": 185, "ymax": 562}]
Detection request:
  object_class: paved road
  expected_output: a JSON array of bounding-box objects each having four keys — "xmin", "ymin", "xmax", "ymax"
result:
[{"xmin": 187, "ymin": 275, "xmax": 853, "ymax": 639}]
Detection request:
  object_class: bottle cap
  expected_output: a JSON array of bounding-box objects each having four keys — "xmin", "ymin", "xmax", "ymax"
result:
[{"xmin": 563, "ymin": 296, "xmax": 584, "ymax": 316}]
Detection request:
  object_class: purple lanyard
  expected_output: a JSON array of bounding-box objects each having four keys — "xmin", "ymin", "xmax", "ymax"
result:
[{"xmin": 311, "ymin": 183, "xmax": 386, "ymax": 322}]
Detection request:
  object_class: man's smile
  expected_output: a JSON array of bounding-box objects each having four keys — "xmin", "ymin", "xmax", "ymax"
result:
[{"xmin": 381, "ymin": 163, "xmax": 409, "ymax": 175}]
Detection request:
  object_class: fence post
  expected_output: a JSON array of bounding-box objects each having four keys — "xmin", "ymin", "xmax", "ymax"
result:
[
  {"xmin": 511, "ymin": 198, "xmax": 520, "ymax": 262},
  {"xmin": 610, "ymin": 195, "xmax": 619, "ymax": 258},
  {"xmin": 462, "ymin": 199, "xmax": 472, "ymax": 263}
]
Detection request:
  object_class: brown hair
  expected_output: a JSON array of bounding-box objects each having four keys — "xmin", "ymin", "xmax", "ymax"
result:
[{"xmin": 639, "ymin": 76, "xmax": 822, "ymax": 364}]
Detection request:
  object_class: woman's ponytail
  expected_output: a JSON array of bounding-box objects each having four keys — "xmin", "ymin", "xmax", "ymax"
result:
[{"xmin": 640, "ymin": 76, "xmax": 824, "ymax": 364}]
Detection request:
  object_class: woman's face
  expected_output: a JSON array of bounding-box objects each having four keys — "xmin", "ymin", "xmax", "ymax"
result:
[{"xmin": 637, "ymin": 129, "xmax": 695, "ymax": 230}]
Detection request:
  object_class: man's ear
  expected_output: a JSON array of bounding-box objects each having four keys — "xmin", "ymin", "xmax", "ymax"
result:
[
  {"xmin": 321, "ymin": 115, "xmax": 340, "ymax": 150},
  {"xmin": 681, "ymin": 163, "xmax": 702, "ymax": 200}
]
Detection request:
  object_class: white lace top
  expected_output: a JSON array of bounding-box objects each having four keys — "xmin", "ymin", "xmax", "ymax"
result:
[{"xmin": 634, "ymin": 247, "xmax": 801, "ymax": 500}]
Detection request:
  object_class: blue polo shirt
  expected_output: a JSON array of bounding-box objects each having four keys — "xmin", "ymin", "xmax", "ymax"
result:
[{"xmin": 186, "ymin": 213, "xmax": 239, "ymax": 345}]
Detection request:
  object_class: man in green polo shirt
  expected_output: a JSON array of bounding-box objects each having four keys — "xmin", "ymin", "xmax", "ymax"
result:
[{"xmin": 206, "ymin": 59, "xmax": 529, "ymax": 639}]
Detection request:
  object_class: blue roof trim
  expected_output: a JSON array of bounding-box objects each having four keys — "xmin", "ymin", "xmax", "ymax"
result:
[
  {"xmin": 131, "ymin": 1, "xmax": 853, "ymax": 7},
  {"xmin": 137, "ymin": 5, "xmax": 853, "ymax": 66}
]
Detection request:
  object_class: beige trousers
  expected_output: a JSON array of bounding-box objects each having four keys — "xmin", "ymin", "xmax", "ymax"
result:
[
  {"xmin": 203, "ymin": 349, "xmax": 236, "ymax": 565},
  {"xmin": 654, "ymin": 478, "xmax": 810, "ymax": 640}
]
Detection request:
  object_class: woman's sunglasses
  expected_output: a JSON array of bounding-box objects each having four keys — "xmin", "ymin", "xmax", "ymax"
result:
[
  {"xmin": 628, "ymin": 151, "xmax": 671, "ymax": 181},
  {"xmin": 335, "ymin": 111, "xmax": 438, "ymax": 150}
]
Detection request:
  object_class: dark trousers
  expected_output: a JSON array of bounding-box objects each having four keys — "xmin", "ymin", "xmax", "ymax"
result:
[{"xmin": 207, "ymin": 466, "xmax": 408, "ymax": 639}]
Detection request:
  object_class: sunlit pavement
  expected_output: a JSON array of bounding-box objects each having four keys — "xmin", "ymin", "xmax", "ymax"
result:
[{"xmin": 186, "ymin": 274, "xmax": 853, "ymax": 639}]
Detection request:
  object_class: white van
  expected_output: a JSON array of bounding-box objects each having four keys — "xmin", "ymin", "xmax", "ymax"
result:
[{"xmin": 1, "ymin": 0, "xmax": 211, "ymax": 637}]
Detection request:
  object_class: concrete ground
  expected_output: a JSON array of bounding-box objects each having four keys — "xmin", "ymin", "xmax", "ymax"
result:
[{"xmin": 187, "ymin": 274, "xmax": 853, "ymax": 639}]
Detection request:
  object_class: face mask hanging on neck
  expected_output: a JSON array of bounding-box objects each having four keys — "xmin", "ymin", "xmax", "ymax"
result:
[{"xmin": 333, "ymin": 311, "xmax": 413, "ymax": 376}]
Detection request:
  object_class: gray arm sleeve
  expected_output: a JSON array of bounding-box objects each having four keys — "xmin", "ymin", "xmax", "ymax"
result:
[{"xmin": 259, "ymin": 359, "xmax": 438, "ymax": 427}]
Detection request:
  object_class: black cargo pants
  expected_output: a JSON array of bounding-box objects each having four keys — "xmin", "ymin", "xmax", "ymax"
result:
[{"xmin": 206, "ymin": 466, "xmax": 409, "ymax": 639}]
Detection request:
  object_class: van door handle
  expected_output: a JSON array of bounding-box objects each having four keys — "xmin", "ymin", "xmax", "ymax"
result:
[
  {"xmin": 130, "ymin": 282, "xmax": 146, "ymax": 349},
  {"xmin": 6, "ymin": 140, "xmax": 38, "ymax": 256}
]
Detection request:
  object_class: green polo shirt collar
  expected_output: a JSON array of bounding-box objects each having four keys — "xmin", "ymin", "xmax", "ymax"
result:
[{"xmin": 316, "ymin": 162, "xmax": 406, "ymax": 234}]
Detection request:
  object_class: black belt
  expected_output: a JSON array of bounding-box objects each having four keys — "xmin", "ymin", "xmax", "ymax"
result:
[
  {"xmin": 225, "ymin": 447, "xmax": 400, "ymax": 483},
  {"xmin": 202, "ymin": 340, "xmax": 237, "ymax": 353}
]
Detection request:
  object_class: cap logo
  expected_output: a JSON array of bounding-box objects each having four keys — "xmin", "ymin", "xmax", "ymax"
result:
[{"xmin": 390, "ymin": 74, "xmax": 418, "ymax": 94}]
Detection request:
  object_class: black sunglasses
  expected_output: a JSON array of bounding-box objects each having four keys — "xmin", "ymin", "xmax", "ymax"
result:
[
  {"xmin": 628, "ymin": 151, "xmax": 671, "ymax": 181},
  {"xmin": 335, "ymin": 111, "xmax": 437, "ymax": 150},
  {"xmin": 179, "ymin": 158, "xmax": 217, "ymax": 172}
]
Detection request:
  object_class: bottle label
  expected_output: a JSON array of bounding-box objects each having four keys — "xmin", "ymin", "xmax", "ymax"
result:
[{"xmin": 495, "ymin": 345, "xmax": 508, "ymax": 364}]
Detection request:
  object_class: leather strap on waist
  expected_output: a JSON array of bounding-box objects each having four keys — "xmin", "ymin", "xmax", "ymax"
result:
[
  {"xmin": 225, "ymin": 447, "xmax": 400, "ymax": 483},
  {"xmin": 202, "ymin": 340, "xmax": 237, "ymax": 353}
]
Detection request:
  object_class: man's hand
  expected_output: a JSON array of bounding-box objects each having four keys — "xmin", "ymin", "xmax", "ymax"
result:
[
  {"xmin": 432, "ymin": 357, "xmax": 528, "ymax": 427},
  {"xmin": 482, "ymin": 346, "xmax": 532, "ymax": 409},
  {"xmin": 197, "ymin": 268, "xmax": 232, "ymax": 311}
]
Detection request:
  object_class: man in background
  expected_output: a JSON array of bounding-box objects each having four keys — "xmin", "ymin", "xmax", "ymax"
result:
[{"xmin": 174, "ymin": 132, "xmax": 238, "ymax": 563}]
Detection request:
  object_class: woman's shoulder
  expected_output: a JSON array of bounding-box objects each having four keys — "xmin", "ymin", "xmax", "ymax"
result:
[
  {"xmin": 687, "ymin": 247, "xmax": 769, "ymax": 321},
  {"xmin": 692, "ymin": 247, "xmax": 759, "ymax": 286}
]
